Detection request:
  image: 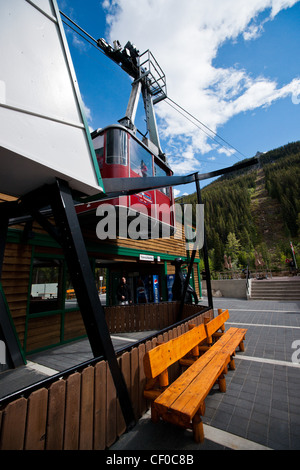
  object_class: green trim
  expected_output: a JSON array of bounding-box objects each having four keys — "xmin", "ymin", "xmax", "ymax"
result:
[
  {"xmin": 87, "ymin": 240, "xmax": 201, "ymax": 263},
  {"xmin": 7, "ymin": 228, "xmax": 61, "ymax": 249},
  {"xmin": 197, "ymin": 262, "xmax": 202, "ymax": 298},
  {"xmin": 28, "ymin": 309, "xmax": 66, "ymax": 319},
  {"xmin": 26, "ymin": 333, "xmax": 88, "ymax": 356},
  {"xmin": 7, "ymin": 228, "xmax": 201, "ymax": 264},
  {"xmin": 163, "ymin": 260, "xmax": 168, "ymax": 275}
]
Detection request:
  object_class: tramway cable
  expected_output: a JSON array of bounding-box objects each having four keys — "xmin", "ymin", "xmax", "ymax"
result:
[
  {"xmin": 60, "ymin": 10, "xmax": 247, "ymax": 164},
  {"xmin": 164, "ymin": 99, "xmax": 241, "ymax": 161},
  {"xmin": 165, "ymin": 97, "xmax": 247, "ymax": 161}
]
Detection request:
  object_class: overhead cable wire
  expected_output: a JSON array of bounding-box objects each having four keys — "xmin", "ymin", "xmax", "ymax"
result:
[
  {"xmin": 166, "ymin": 97, "xmax": 248, "ymax": 160},
  {"xmin": 61, "ymin": 11, "xmax": 98, "ymax": 45},
  {"xmin": 164, "ymin": 99, "xmax": 241, "ymax": 161},
  {"xmin": 60, "ymin": 10, "xmax": 248, "ymax": 163}
]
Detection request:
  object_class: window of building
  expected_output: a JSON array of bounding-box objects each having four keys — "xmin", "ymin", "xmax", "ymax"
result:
[
  {"xmin": 95, "ymin": 263, "xmax": 107, "ymax": 306},
  {"xmin": 29, "ymin": 258, "xmax": 63, "ymax": 314},
  {"xmin": 29, "ymin": 257, "xmax": 82, "ymax": 314},
  {"xmin": 65, "ymin": 270, "xmax": 78, "ymax": 310}
]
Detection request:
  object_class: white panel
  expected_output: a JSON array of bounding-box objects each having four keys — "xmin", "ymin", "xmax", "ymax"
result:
[
  {"xmin": 27, "ymin": 0, "xmax": 55, "ymax": 17},
  {"xmin": 0, "ymin": 0, "xmax": 103, "ymax": 197}
]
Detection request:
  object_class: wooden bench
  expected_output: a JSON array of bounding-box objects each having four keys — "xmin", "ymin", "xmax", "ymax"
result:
[
  {"xmin": 143, "ymin": 311, "xmax": 247, "ymax": 443},
  {"xmin": 181, "ymin": 308, "xmax": 246, "ymax": 368}
]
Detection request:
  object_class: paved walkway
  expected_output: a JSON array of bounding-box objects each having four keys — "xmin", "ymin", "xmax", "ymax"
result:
[
  {"xmin": 111, "ymin": 297, "xmax": 300, "ymax": 451},
  {"xmin": 1, "ymin": 297, "xmax": 300, "ymax": 450}
]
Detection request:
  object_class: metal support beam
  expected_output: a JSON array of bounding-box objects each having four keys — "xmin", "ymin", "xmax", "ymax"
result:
[
  {"xmin": 177, "ymin": 248, "xmax": 197, "ymax": 321},
  {"xmin": 142, "ymin": 86, "xmax": 163, "ymax": 155},
  {"xmin": 16, "ymin": 179, "xmax": 135, "ymax": 429},
  {"xmin": 0, "ymin": 206, "xmax": 25, "ymax": 368},
  {"xmin": 0, "ymin": 210, "xmax": 9, "ymax": 279},
  {"xmin": 177, "ymin": 177, "xmax": 213, "ymax": 321},
  {"xmin": 195, "ymin": 178, "xmax": 213, "ymax": 309},
  {"xmin": 119, "ymin": 81, "xmax": 142, "ymax": 131},
  {"xmin": 46, "ymin": 179, "xmax": 135, "ymax": 429},
  {"xmin": 101, "ymin": 158, "xmax": 258, "ymax": 200}
]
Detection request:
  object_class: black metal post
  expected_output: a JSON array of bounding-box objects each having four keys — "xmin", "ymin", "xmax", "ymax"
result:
[
  {"xmin": 177, "ymin": 177, "xmax": 213, "ymax": 320},
  {"xmin": 0, "ymin": 206, "xmax": 25, "ymax": 368},
  {"xmin": 177, "ymin": 249, "xmax": 197, "ymax": 321},
  {"xmin": 46, "ymin": 179, "xmax": 135, "ymax": 430},
  {"xmin": 0, "ymin": 211, "xmax": 9, "ymax": 279},
  {"xmin": 195, "ymin": 178, "xmax": 213, "ymax": 309}
]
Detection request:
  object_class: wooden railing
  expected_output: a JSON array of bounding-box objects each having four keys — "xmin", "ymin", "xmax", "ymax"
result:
[
  {"xmin": 104, "ymin": 302, "xmax": 207, "ymax": 334},
  {"xmin": 0, "ymin": 304, "xmax": 212, "ymax": 450}
]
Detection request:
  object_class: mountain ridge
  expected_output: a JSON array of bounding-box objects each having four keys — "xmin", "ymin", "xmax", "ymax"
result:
[{"xmin": 176, "ymin": 141, "xmax": 300, "ymax": 271}]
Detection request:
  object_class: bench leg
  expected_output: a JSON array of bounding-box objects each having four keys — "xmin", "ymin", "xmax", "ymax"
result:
[
  {"xmin": 218, "ymin": 373, "xmax": 226, "ymax": 393},
  {"xmin": 239, "ymin": 340, "xmax": 245, "ymax": 352},
  {"xmin": 229, "ymin": 357, "xmax": 235, "ymax": 370},
  {"xmin": 151, "ymin": 403, "xmax": 160, "ymax": 423},
  {"xmin": 192, "ymin": 413, "xmax": 204, "ymax": 443}
]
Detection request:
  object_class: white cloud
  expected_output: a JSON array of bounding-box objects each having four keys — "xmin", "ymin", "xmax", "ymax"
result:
[
  {"xmin": 72, "ymin": 34, "xmax": 88, "ymax": 52},
  {"xmin": 81, "ymin": 97, "xmax": 93, "ymax": 123},
  {"xmin": 102, "ymin": 0, "xmax": 300, "ymax": 172}
]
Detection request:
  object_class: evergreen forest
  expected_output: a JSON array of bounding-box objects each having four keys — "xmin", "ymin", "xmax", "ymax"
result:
[{"xmin": 177, "ymin": 141, "xmax": 300, "ymax": 275}]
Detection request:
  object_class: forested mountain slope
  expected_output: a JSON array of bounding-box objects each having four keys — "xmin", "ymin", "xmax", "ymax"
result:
[{"xmin": 177, "ymin": 142, "xmax": 300, "ymax": 271}]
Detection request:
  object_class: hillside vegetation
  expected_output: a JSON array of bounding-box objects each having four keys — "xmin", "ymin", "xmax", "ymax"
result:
[{"xmin": 177, "ymin": 142, "xmax": 300, "ymax": 273}]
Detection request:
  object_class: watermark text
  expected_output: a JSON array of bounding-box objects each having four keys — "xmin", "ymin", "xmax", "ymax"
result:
[
  {"xmin": 96, "ymin": 203, "xmax": 204, "ymax": 250},
  {"xmin": 291, "ymin": 339, "xmax": 300, "ymax": 364}
]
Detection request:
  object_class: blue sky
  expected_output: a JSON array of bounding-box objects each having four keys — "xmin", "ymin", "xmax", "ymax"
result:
[{"xmin": 57, "ymin": 0, "xmax": 300, "ymax": 196}]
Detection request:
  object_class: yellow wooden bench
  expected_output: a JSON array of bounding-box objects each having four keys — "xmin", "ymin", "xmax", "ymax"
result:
[
  {"xmin": 143, "ymin": 311, "xmax": 247, "ymax": 443},
  {"xmin": 143, "ymin": 322, "xmax": 208, "ymax": 402},
  {"xmin": 181, "ymin": 308, "xmax": 246, "ymax": 368}
]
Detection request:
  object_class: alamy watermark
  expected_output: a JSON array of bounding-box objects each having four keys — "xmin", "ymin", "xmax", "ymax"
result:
[
  {"xmin": 291, "ymin": 340, "xmax": 300, "ymax": 364},
  {"xmin": 95, "ymin": 203, "xmax": 204, "ymax": 250}
]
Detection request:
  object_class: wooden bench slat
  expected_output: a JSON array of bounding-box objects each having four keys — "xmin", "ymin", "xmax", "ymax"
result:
[
  {"xmin": 143, "ymin": 323, "xmax": 207, "ymax": 379},
  {"xmin": 209, "ymin": 327, "xmax": 247, "ymax": 355},
  {"xmin": 155, "ymin": 350, "xmax": 229, "ymax": 420},
  {"xmin": 205, "ymin": 309, "xmax": 229, "ymax": 338},
  {"xmin": 173, "ymin": 353, "xmax": 229, "ymax": 419}
]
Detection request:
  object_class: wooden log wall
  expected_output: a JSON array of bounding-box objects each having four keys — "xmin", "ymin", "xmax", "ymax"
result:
[
  {"xmin": 24, "ymin": 302, "xmax": 207, "ymax": 352},
  {"xmin": 86, "ymin": 218, "xmax": 188, "ymax": 259},
  {"xmin": 1, "ymin": 242, "xmax": 32, "ymax": 350},
  {"xmin": 0, "ymin": 307, "xmax": 213, "ymax": 450}
]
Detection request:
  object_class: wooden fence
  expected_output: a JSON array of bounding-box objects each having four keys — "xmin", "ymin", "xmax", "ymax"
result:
[
  {"xmin": 104, "ymin": 302, "xmax": 207, "ymax": 333},
  {"xmin": 0, "ymin": 305, "xmax": 213, "ymax": 450}
]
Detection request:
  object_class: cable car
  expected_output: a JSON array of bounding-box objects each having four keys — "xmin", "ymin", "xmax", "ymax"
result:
[
  {"xmin": 74, "ymin": 39, "xmax": 175, "ymax": 237},
  {"xmin": 76, "ymin": 123, "xmax": 175, "ymax": 237}
]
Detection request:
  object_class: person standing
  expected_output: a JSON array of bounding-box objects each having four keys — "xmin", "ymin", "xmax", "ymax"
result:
[{"xmin": 117, "ymin": 277, "xmax": 132, "ymax": 305}]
